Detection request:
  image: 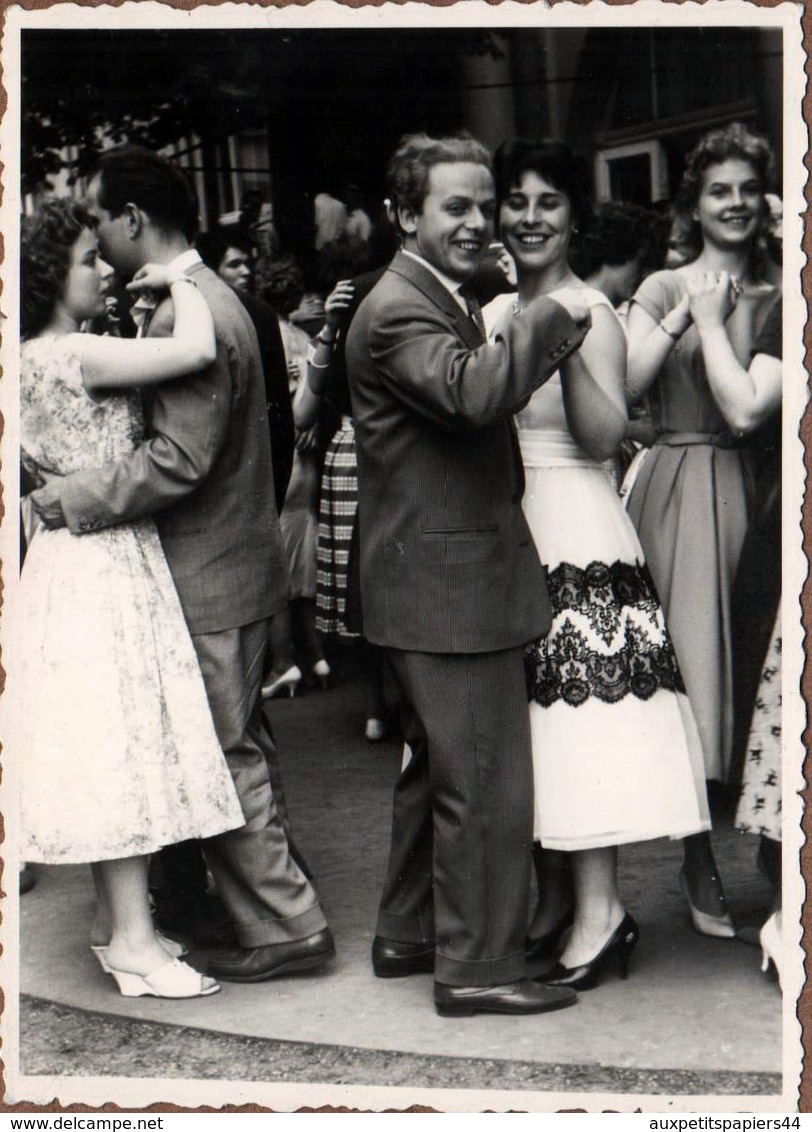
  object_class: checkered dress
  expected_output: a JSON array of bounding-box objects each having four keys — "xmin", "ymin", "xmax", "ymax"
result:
[{"xmin": 316, "ymin": 417, "xmax": 361, "ymax": 637}]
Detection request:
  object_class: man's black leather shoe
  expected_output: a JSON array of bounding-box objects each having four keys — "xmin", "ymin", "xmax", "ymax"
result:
[
  {"xmin": 434, "ymin": 978, "xmax": 577, "ymax": 1016},
  {"xmin": 208, "ymin": 928, "xmax": 335, "ymax": 983},
  {"xmin": 372, "ymin": 935, "xmax": 435, "ymax": 978}
]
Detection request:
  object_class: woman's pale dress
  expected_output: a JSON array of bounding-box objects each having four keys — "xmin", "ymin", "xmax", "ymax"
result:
[
  {"xmin": 17, "ymin": 335, "xmax": 245, "ymax": 864},
  {"xmin": 485, "ymin": 290, "xmax": 710, "ymax": 850}
]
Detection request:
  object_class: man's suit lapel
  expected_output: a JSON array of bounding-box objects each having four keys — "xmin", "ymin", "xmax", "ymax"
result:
[
  {"xmin": 387, "ymin": 252, "xmax": 524, "ymax": 500},
  {"xmin": 388, "ymin": 252, "xmax": 484, "ymax": 351}
]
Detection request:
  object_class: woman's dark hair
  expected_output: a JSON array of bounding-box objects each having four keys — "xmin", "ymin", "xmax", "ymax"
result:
[
  {"xmin": 494, "ymin": 138, "xmax": 592, "ymax": 235},
  {"xmin": 672, "ymin": 122, "xmax": 776, "ymax": 263},
  {"xmin": 569, "ymin": 201, "xmax": 652, "ymax": 279},
  {"xmin": 387, "ymin": 132, "xmax": 492, "ymax": 231},
  {"xmin": 94, "ymin": 144, "xmax": 200, "ymax": 243},
  {"xmin": 21, "ymin": 197, "xmax": 97, "ymax": 339},
  {"xmin": 255, "ymin": 255, "xmax": 306, "ymax": 317}
]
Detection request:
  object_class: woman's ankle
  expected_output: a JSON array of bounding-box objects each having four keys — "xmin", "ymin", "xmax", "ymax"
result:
[{"xmin": 105, "ymin": 931, "xmax": 169, "ymax": 974}]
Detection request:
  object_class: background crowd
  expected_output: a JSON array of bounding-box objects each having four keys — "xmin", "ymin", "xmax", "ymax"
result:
[{"xmin": 16, "ymin": 119, "xmax": 785, "ymax": 1014}]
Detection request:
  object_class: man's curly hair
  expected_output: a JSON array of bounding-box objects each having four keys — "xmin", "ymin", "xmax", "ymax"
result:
[
  {"xmin": 387, "ymin": 132, "xmax": 492, "ymax": 233},
  {"xmin": 21, "ymin": 197, "xmax": 97, "ymax": 340}
]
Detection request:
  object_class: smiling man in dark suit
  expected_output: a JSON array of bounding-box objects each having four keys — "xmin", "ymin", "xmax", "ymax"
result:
[{"xmin": 347, "ymin": 133, "xmax": 590, "ymax": 1016}]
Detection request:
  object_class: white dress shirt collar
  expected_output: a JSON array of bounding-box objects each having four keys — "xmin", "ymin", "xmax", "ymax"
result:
[
  {"xmin": 131, "ymin": 249, "xmax": 202, "ymax": 335},
  {"xmin": 166, "ymin": 248, "xmax": 202, "ymax": 274},
  {"xmin": 401, "ymin": 249, "xmax": 468, "ymax": 313}
]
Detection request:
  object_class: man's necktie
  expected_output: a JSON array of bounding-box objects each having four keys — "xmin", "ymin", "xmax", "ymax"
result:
[
  {"xmin": 459, "ymin": 283, "xmax": 525, "ymax": 502},
  {"xmin": 459, "ymin": 283, "xmax": 487, "ymax": 341},
  {"xmin": 130, "ymin": 293, "xmax": 159, "ymax": 337}
]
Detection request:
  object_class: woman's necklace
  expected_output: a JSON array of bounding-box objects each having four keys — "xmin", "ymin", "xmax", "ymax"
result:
[{"xmin": 512, "ymin": 277, "xmax": 582, "ymax": 317}]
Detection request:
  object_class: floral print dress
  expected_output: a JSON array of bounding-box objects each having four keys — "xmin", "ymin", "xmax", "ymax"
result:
[
  {"xmin": 15, "ymin": 335, "xmax": 245, "ymax": 864},
  {"xmin": 736, "ymin": 609, "xmax": 781, "ymax": 843}
]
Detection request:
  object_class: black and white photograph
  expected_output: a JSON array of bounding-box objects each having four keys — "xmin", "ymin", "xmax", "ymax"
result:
[{"xmin": 1, "ymin": 0, "xmax": 806, "ymax": 1114}]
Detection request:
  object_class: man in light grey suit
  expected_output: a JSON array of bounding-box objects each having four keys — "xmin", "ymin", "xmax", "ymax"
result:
[
  {"xmin": 347, "ymin": 133, "xmax": 591, "ymax": 1016},
  {"xmin": 31, "ymin": 146, "xmax": 334, "ymax": 982}
]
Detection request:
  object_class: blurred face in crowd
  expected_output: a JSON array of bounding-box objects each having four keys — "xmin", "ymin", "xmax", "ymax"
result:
[
  {"xmin": 694, "ymin": 158, "xmax": 764, "ymax": 252},
  {"xmin": 499, "ymin": 170, "xmax": 574, "ymax": 277},
  {"xmin": 60, "ymin": 228, "xmax": 110, "ymax": 325},
  {"xmin": 400, "ymin": 161, "xmax": 495, "ymax": 282},
  {"xmin": 218, "ymin": 246, "xmax": 252, "ymax": 291}
]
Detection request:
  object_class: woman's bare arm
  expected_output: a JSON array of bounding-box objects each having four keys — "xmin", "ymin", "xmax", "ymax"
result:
[
  {"xmin": 558, "ymin": 300, "xmax": 628, "ymax": 462},
  {"xmin": 76, "ymin": 265, "xmax": 217, "ymax": 392},
  {"xmin": 626, "ymin": 291, "xmax": 691, "ymax": 403},
  {"xmin": 688, "ymin": 272, "xmax": 781, "ymax": 433}
]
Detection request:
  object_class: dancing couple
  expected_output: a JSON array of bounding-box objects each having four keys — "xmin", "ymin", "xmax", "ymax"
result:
[
  {"xmin": 19, "ymin": 146, "xmax": 334, "ymax": 1000},
  {"xmin": 347, "ymin": 131, "xmax": 712, "ymax": 1016}
]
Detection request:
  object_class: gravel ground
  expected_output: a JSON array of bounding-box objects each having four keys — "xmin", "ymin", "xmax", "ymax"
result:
[{"xmin": 21, "ymin": 996, "xmax": 781, "ymax": 1097}]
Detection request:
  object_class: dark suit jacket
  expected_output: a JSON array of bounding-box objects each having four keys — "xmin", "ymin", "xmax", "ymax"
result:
[
  {"xmin": 60, "ymin": 259, "xmax": 289, "ymax": 635},
  {"xmin": 346, "ymin": 251, "xmax": 587, "ymax": 654},
  {"xmin": 237, "ymin": 290, "xmax": 295, "ymax": 512}
]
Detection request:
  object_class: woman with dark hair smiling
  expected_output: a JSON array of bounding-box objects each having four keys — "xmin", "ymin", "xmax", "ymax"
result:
[
  {"xmin": 17, "ymin": 197, "xmax": 245, "ymax": 999},
  {"xmin": 484, "ymin": 140, "xmax": 709, "ymax": 991},
  {"xmin": 624, "ymin": 123, "xmax": 780, "ymax": 938}
]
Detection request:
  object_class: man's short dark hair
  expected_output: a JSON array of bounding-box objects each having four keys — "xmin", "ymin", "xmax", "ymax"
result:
[
  {"xmin": 93, "ymin": 145, "xmax": 200, "ymax": 242},
  {"xmin": 387, "ymin": 133, "xmax": 492, "ymax": 228},
  {"xmin": 196, "ymin": 226, "xmax": 253, "ymax": 272}
]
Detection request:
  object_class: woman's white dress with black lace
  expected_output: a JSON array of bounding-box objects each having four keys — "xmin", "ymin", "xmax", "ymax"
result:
[{"xmin": 485, "ymin": 290, "xmax": 710, "ymax": 850}]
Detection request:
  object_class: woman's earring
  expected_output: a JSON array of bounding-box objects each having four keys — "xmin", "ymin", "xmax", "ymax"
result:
[{"xmin": 572, "ymin": 224, "xmax": 579, "ymax": 234}]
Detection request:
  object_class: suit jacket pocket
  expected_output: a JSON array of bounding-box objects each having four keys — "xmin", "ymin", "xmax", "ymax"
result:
[{"xmin": 421, "ymin": 526, "xmax": 499, "ymax": 565}]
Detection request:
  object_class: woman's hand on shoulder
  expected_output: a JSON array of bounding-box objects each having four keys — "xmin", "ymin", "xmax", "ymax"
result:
[{"xmin": 126, "ymin": 263, "xmax": 173, "ymax": 295}]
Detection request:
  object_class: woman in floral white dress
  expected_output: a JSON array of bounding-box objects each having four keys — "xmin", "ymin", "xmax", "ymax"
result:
[
  {"xmin": 485, "ymin": 140, "xmax": 710, "ymax": 991},
  {"xmin": 16, "ymin": 198, "xmax": 245, "ymax": 999}
]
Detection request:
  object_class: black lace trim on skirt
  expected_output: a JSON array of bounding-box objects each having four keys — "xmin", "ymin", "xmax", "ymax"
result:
[{"xmin": 525, "ymin": 560, "xmax": 686, "ymax": 708}]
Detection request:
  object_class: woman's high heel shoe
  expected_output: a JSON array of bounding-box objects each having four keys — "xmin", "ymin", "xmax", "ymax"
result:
[
  {"xmin": 679, "ymin": 868, "xmax": 736, "ymax": 939},
  {"xmin": 91, "ymin": 931, "xmax": 188, "ymax": 974},
  {"xmin": 759, "ymin": 913, "xmax": 783, "ymax": 990},
  {"xmin": 107, "ymin": 957, "xmax": 220, "ymax": 999},
  {"xmin": 365, "ymin": 716, "xmax": 388, "ymax": 742},
  {"xmin": 261, "ymin": 665, "xmax": 302, "ymax": 700},
  {"xmin": 312, "ymin": 658, "xmax": 331, "ymax": 690},
  {"xmin": 525, "ymin": 907, "xmax": 575, "ymax": 964},
  {"xmin": 545, "ymin": 912, "xmax": 639, "ymax": 991}
]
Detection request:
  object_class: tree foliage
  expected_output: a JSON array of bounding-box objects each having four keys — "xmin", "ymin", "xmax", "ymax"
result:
[{"xmin": 22, "ymin": 28, "xmax": 507, "ymax": 194}]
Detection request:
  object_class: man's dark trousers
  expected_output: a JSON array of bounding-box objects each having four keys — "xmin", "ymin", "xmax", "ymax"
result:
[{"xmin": 377, "ymin": 647, "xmax": 533, "ymax": 988}]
